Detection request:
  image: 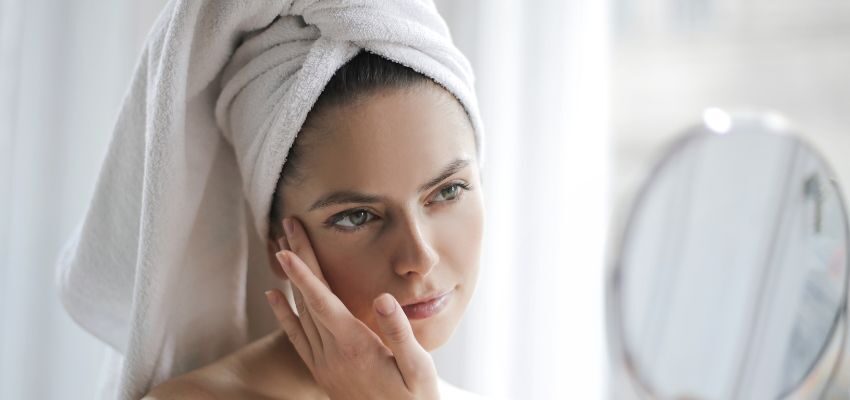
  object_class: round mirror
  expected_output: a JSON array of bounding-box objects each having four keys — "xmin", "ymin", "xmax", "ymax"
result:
[{"xmin": 608, "ymin": 110, "xmax": 850, "ymax": 399}]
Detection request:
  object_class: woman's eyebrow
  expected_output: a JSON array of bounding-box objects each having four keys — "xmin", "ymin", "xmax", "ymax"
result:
[{"xmin": 308, "ymin": 157, "xmax": 471, "ymax": 211}]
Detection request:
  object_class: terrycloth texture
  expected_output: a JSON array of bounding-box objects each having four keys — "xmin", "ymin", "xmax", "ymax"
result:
[{"xmin": 54, "ymin": 0, "xmax": 485, "ymax": 399}]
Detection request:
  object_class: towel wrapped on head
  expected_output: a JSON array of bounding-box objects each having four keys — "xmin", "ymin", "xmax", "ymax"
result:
[{"xmin": 54, "ymin": 0, "xmax": 484, "ymax": 398}]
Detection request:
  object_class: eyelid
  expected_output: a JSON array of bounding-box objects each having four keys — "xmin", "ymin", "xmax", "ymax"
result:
[
  {"xmin": 326, "ymin": 207, "xmax": 378, "ymax": 226},
  {"xmin": 426, "ymin": 180, "xmax": 470, "ymax": 205}
]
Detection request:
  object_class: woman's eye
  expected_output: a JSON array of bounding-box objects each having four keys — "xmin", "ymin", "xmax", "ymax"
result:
[
  {"xmin": 327, "ymin": 182, "xmax": 472, "ymax": 233},
  {"xmin": 431, "ymin": 182, "xmax": 470, "ymax": 203},
  {"xmin": 331, "ymin": 209, "xmax": 376, "ymax": 230}
]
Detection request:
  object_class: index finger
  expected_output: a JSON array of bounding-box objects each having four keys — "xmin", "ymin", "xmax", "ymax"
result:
[
  {"xmin": 283, "ymin": 217, "xmax": 329, "ymax": 288},
  {"xmin": 278, "ymin": 249, "xmax": 355, "ymax": 333}
]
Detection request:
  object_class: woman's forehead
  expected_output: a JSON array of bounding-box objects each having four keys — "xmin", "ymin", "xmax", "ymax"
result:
[
  {"xmin": 308, "ymin": 87, "xmax": 473, "ymax": 175},
  {"xmin": 285, "ymin": 86, "xmax": 476, "ymax": 207}
]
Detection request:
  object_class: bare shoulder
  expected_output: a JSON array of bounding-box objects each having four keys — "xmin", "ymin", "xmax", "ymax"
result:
[
  {"xmin": 142, "ymin": 331, "xmax": 298, "ymax": 400},
  {"xmin": 143, "ymin": 368, "xmax": 273, "ymax": 400}
]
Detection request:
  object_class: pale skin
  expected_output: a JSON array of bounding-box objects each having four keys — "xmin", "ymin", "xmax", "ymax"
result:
[{"xmin": 144, "ymin": 82, "xmax": 485, "ymax": 399}]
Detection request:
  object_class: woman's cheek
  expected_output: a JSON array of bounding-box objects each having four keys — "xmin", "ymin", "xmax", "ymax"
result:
[
  {"xmin": 316, "ymin": 246, "xmax": 377, "ymax": 314},
  {"xmin": 453, "ymin": 194, "xmax": 485, "ymax": 282},
  {"xmin": 446, "ymin": 194, "xmax": 484, "ymax": 260}
]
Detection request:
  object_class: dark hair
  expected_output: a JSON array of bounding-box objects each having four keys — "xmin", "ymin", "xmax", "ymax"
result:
[{"xmin": 268, "ymin": 51, "xmax": 439, "ymax": 239}]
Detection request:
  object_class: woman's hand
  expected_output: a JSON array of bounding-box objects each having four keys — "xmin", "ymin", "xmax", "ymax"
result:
[{"xmin": 264, "ymin": 217, "xmax": 440, "ymax": 400}]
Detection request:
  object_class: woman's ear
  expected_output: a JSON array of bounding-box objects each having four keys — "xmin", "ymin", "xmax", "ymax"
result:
[{"xmin": 266, "ymin": 235, "xmax": 290, "ymax": 281}]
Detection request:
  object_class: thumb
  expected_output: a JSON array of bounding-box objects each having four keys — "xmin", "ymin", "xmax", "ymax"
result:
[{"xmin": 373, "ymin": 293, "xmax": 436, "ymax": 388}]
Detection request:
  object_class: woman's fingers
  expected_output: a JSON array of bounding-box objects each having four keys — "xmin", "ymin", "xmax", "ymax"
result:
[
  {"xmin": 265, "ymin": 289, "xmax": 314, "ymax": 370},
  {"xmin": 289, "ymin": 282, "xmax": 330, "ymax": 358},
  {"xmin": 372, "ymin": 293, "xmax": 435, "ymax": 389},
  {"xmin": 278, "ymin": 249, "xmax": 355, "ymax": 335},
  {"xmin": 280, "ymin": 217, "xmax": 362, "ymax": 365},
  {"xmin": 276, "ymin": 218, "xmax": 331, "ymax": 346},
  {"xmin": 283, "ymin": 217, "xmax": 330, "ymax": 287},
  {"xmin": 279, "ymin": 220, "xmax": 339, "ymax": 347},
  {"xmin": 283, "ymin": 254, "xmax": 347, "ymax": 364}
]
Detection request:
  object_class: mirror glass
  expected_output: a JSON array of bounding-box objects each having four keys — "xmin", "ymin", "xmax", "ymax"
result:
[{"xmin": 610, "ymin": 111, "xmax": 850, "ymax": 399}]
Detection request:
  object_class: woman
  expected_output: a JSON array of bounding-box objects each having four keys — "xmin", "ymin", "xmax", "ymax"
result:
[
  {"xmin": 145, "ymin": 50, "xmax": 485, "ymax": 399},
  {"xmin": 56, "ymin": 1, "xmax": 486, "ymax": 399}
]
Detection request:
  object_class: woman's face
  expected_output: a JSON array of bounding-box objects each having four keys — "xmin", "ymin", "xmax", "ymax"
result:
[{"xmin": 275, "ymin": 83, "xmax": 484, "ymax": 351}]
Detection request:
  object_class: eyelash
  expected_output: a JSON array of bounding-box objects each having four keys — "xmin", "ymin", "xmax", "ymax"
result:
[{"xmin": 324, "ymin": 181, "xmax": 473, "ymax": 233}]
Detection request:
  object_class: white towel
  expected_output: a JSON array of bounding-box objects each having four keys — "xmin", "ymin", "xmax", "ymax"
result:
[{"xmin": 54, "ymin": 0, "xmax": 485, "ymax": 398}]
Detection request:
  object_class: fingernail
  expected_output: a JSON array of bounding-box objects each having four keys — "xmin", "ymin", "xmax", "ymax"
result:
[
  {"xmin": 375, "ymin": 293, "xmax": 396, "ymax": 316},
  {"xmin": 276, "ymin": 251, "xmax": 290, "ymax": 272},
  {"xmin": 283, "ymin": 218, "xmax": 294, "ymax": 236},
  {"xmin": 265, "ymin": 290, "xmax": 278, "ymax": 305}
]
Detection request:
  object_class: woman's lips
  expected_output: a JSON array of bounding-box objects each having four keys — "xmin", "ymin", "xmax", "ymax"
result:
[{"xmin": 401, "ymin": 289, "xmax": 453, "ymax": 320}]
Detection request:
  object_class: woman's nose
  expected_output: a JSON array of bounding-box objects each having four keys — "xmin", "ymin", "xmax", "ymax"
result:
[{"xmin": 391, "ymin": 215, "xmax": 440, "ymax": 278}]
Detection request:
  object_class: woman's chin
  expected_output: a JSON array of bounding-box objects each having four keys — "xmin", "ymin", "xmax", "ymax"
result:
[
  {"xmin": 412, "ymin": 324, "xmax": 451, "ymax": 352},
  {"xmin": 409, "ymin": 310, "xmax": 461, "ymax": 352}
]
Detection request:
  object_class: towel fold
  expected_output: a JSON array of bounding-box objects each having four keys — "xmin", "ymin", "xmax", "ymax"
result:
[{"xmin": 54, "ymin": 0, "xmax": 484, "ymax": 398}]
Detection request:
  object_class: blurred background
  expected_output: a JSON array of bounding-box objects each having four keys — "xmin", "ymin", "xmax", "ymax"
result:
[
  {"xmin": 0, "ymin": 0, "xmax": 847, "ymax": 399},
  {"xmin": 609, "ymin": 1, "xmax": 850, "ymax": 397}
]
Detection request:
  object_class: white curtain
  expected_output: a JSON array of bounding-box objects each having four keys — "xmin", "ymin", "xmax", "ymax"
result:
[{"xmin": 0, "ymin": 1, "xmax": 610, "ymax": 399}]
